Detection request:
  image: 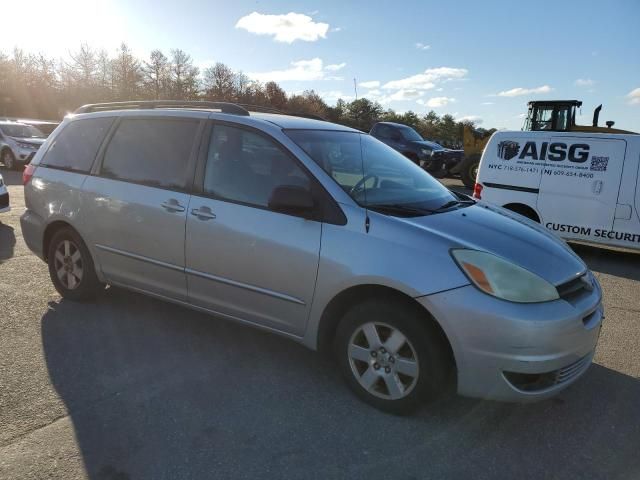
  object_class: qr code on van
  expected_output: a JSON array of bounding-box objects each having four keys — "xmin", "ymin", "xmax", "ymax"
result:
[{"xmin": 590, "ymin": 156, "xmax": 609, "ymax": 172}]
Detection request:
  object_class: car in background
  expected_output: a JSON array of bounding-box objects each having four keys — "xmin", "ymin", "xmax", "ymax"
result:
[
  {"xmin": 370, "ymin": 121, "xmax": 464, "ymax": 178},
  {"xmin": 0, "ymin": 117, "xmax": 60, "ymax": 136},
  {"xmin": 0, "ymin": 121, "xmax": 47, "ymax": 170},
  {"xmin": 0, "ymin": 173, "xmax": 9, "ymax": 214}
]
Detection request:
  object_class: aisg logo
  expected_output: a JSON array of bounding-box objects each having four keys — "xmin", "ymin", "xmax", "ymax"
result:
[{"xmin": 497, "ymin": 141, "xmax": 520, "ymax": 160}]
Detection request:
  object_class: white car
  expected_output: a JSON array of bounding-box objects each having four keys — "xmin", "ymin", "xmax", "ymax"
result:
[
  {"xmin": 0, "ymin": 173, "xmax": 9, "ymax": 213},
  {"xmin": 474, "ymin": 129, "xmax": 640, "ymax": 251}
]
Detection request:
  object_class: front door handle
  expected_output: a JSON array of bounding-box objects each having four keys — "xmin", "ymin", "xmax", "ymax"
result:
[
  {"xmin": 161, "ymin": 199, "xmax": 185, "ymax": 213},
  {"xmin": 191, "ymin": 206, "xmax": 216, "ymax": 220}
]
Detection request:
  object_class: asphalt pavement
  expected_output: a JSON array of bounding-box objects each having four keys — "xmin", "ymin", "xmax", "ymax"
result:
[{"xmin": 1, "ymin": 168, "xmax": 639, "ymax": 480}]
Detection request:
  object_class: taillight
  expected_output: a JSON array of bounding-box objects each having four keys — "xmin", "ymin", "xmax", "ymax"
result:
[
  {"xmin": 23, "ymin": 163, "xmax": 36, "ymax": 185},
  {"xmin": 473, "ymin": 182, "xmax": 483, "ymax": 199}
]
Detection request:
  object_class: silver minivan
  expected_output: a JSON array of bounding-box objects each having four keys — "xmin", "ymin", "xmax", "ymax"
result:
[{"xmin": 21, "ymin": 101, "xmax": 604, "ymax": 413}]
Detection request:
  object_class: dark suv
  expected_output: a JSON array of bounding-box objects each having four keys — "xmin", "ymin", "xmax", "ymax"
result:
[{"xmin": 370, "ymin": 122, "xmax": 463, "ymax": 177}]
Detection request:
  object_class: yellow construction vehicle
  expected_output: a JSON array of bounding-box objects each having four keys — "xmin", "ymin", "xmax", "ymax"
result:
[
  {"xmin": 457, "ymin": 100, "xmax": 637, "ymax": 188},
  {"xmin": 458, "ymin": 125, "xmax": 495, "ymax": 188}
]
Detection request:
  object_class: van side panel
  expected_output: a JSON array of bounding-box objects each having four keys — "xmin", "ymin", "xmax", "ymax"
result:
[
  {"xmin": 612, "ymin": 139, "xmax": 640, "ymax": 248},
  {"xmin": 478, "ymin": 131, "xmax": 640, "ymax": 251}
]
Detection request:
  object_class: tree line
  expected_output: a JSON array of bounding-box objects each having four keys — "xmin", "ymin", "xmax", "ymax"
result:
[{"xmin": 0, "ymin": 43, "xmax": 478, "ymax": 147}]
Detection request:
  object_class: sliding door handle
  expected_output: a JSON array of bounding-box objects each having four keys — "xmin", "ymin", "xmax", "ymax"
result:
[
  {"xmin": 161, "ymin": 199, "xmax": 186, "ymax": 213},
  {"xmin": 191, "ymin": 206, "xmax": 216, "ymax": 220}
]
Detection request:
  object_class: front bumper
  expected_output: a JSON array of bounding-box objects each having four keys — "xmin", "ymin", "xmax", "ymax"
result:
[{"xmin": 418, "ymin": 279, "xmax": 603, "ymax": 402}]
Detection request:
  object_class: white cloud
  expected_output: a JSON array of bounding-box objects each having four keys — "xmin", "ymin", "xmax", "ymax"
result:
[
  {"xmin": 481, "ymin": 101, "xmax": 494, "ymax": 105},
  {"xmin": 496, "ymin": 85, "xmax": 552, "ymax": 97},
  {"xmin": 325, "ymin": 62, "xmax": 346, "ymax": 71},
  {"xmin": 382, "ymin": 67, "xmax": 468, "ymax": 91},
  {"xmin": 388, "ymin": 89, "xmax": 424, "ymax": 101},
  {"xmin": 235, "ymin": 12, "xmax": 329, "ymax": 43},
  {"xmin": 456, "ymin": 115, "xmax": 483, "ymax": 124},
  {"xmin": 249, "ymin": 58, "xmax": 347, "ymax": 83},
  {"xmin": 415, "ymin": 42, "xmax": 431, "ymax": 50},
  {"xmin": 359, "ymin": 80, "xmax": 380, "ymax": 88},
  {"xmin": 249, "ymin": 58, "xmax": 325, "ymax": 82},
  {"xmin": 422, "ymin": 96, "xmax": 456, "ymax": 108},
  {"xmin": 435, "ymin": 87, "xmax": 444, "ymax": 92},
  {"xmin": 319, "ymin": 90, "xmax": 353, "ymax": 104},
  {"xmin": 627, "ymin": 87, "xmax": 640, "ymax": 105},
  {"xmin": 366, "ymin": 89, "xmax": 382, "ymax": 96},
  {"xmin": 575, "ymin": 78, "xmax": 595, "ymax": 87}
]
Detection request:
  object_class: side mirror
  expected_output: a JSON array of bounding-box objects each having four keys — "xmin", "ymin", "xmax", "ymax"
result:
[{"xmin": 268, "ymin": 185, "xmax": 315, "ymax": 218}]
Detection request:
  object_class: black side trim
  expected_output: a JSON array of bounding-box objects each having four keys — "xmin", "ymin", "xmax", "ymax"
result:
[{"xmin": 483, "ymin": 182, "xmax": 539, "ymax": 194}]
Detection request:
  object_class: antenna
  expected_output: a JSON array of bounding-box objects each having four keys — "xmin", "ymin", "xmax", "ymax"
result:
[{"xmin": 353, "ymin": 78, "xmax": 358, "ymax": 100}]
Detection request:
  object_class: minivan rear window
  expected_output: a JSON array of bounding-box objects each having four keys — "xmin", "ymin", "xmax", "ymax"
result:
[
  {"xmin": 40, "ymin": 117, "xmax": 114, "ymax": 172},
  {"xmin": 100, "ymin": 118, "xmax": 199, "ymax": 190}
]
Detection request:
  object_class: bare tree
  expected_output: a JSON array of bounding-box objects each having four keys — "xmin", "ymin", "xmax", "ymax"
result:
[
  {"xmin": 169, "ymin": 49, "xmax": 199, "ymax": 100},
  {"xmin": 68, "ymin": 43, "xmax": 97, "ymax": 85},
  {"xmin": 202, "ymin": 62, "xmax": 235, "ymax": 100},
  {"xmin": 142, "ymin": 50, "xmax": 169, "ymax": 99},
  {"xmin": 111, "ymin": 43, "xmax": 141, "ymax": 100}
]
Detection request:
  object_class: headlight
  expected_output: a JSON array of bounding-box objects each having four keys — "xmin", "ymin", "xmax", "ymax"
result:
[
  {"xmin": 451, "ymin": 249, "xmax": 559, "ymax": 303},
  {"xmin": 420, "ymin": 148, "xmax": 433, "ymax": 157}
]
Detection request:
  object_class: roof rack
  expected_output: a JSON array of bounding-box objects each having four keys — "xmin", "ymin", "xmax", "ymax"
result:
[
  {"xmin": 74, "ymin": 100, "xmax": 250, "ymax": 116},
  {"xmin": 238, "ymin": 104, "xmax": 326, "ymax": 122}
]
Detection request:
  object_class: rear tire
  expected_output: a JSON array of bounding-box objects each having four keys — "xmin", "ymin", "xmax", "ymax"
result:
[
  {"xmin": 335, "ymin": 298, "xmax": 451, "ymax": 415},
  {"xmin": 460, "ymin": 155, "xmax": 480, "ymax": 189},
  {"xmin": 2, "ymin": 150, "xmax": 16, "ymax": 170},
  {"xmin": 47, "ymin": 228, "xmax": 102, "ymax": 301}
]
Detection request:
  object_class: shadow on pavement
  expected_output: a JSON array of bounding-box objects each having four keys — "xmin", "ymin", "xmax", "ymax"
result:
[
  {"xmin": 571, "ymin": 242, "xmax": 640, "ymax": 282},
  {"xmin": 42, "ymin": 288, "xmax": 640, "ymax": 480},
  {"xmin": 0, "ymin": 223, "xmax": 16, "ymax": 263}
]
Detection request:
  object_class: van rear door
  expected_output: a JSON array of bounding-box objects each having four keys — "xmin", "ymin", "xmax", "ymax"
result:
[{"xmin": 536, "ymin": 136, "xmax": 626, "ymax": 238}]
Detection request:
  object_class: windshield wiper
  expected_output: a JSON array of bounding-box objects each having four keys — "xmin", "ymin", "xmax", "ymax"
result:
[
  {"xmin": 366, "ymin": 204, "xmax": 435, "ymax": 217},
  {"xmin": 434, "ymin": 199, "xmax": 475, "ymax": 212}
]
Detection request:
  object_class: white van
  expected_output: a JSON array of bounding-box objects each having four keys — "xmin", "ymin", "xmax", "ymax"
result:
[{"xmin": 474, "ymin": 130, "xmax": 640, "ymax": 251}]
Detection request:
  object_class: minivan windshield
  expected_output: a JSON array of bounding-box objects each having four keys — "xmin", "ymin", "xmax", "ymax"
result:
[
  {"xmin": 0, "ymin": 123, "xmax": 45, "ymax": 138},
  {"xmin": 285, "ymin": 130, "xmax": 462, "ymax": 216}
]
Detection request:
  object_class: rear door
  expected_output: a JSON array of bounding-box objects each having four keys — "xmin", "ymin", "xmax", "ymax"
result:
[
  {"xmin": 537, "ymin": 136, "xmax": 626, "ymax": 240},
  {"xmin": 185, "ymin": 122, "xmax": 322, "ymax": 336},
  {"xmin": 81, "ymin": 116, "xmax": 202, "ymax": 301}
]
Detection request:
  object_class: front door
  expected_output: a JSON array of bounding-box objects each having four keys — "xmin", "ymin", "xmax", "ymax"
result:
[
  {"xmin": 82, "ymin": 116, "xmax": 202, "ymax": 301},
  {"xmin": 185, "ymin": 123, "xmax": 322, "ymax": 336}
]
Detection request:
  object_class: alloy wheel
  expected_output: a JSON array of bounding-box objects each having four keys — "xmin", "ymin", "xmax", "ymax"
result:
[
  {"xmin": 53, "ymin": 240, "xmax": 84, "ymax": 290},
  {"xmin": 348, "ymin": 322, "xmax": 420, "ymax": 400}
]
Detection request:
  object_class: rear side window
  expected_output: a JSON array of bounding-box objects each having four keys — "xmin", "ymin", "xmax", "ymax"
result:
[
  {"xmin": 41, "ymin": 117, "xmax": 113, "ymax": 172},
  {"xmin": 101, "ymin": 118, "xmax": 199, "ymax": 190}
]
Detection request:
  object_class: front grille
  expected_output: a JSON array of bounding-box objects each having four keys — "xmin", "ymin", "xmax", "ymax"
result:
[
  {"xmin": 0, "ymin": 192, "xmax": 8, "ymax": 209},
  {"xmin": 503, "ymin": 353, "xmax": 593, "ymax": 392},
  {"xmin": 557, "ymin": 273, "xmax": 592, "ymax": 301}
]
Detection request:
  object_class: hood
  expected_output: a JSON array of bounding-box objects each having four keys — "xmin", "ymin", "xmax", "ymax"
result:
[
  {"xmin": 396, "ymin": 203, "xmax": 586, "ymax": 285},
  {"xmin": 11, "ymin": 137, "xmax": 46, "ymax": 146},
  {"xmin": 410, "ymin": 140, "xmax": 444, "ymax": 151}
]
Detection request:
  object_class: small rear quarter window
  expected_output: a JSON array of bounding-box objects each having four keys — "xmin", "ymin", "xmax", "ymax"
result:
[{"xmin": 41, "ymin": 117, "xmax": 114, "ymax": 172}]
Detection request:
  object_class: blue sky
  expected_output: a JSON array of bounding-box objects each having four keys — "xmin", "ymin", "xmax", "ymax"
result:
[{"xmin": 3, "ymin": 0, "xmax": 639, "ymax": 130}]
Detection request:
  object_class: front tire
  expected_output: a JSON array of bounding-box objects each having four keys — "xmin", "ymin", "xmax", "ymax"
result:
[
  {"xmin": 47, "ymin": 228, "xmax": 102, "ymax": 301},
  {"xmin": 335, "ymin": 298, "xmax": 451, "ymax": 414},
  {"xmin": 460, "ymin": 155, "xmax": 480, "ymax": 189}
]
